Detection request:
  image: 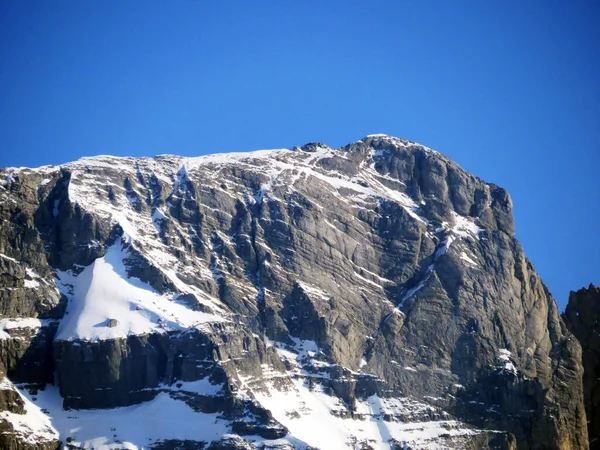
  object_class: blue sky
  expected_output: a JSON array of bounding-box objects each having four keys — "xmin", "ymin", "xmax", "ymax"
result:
[{"xmin": 1, "ymin": 1, "xmax": 598, "ymax": 309}]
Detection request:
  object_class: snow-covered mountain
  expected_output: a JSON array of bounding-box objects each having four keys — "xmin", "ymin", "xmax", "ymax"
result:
[{"xmin": 0, "ymin": 135, "xmax": 589, "ymax": 449}]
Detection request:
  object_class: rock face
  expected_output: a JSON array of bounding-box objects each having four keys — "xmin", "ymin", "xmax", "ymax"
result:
[
  {"xmin": 0, "ymin": 135, "xmax": 589, "ymax": 449},
  {"xmin": 564, "ymin": 284, "xmax": 600, "ymax": 449}
]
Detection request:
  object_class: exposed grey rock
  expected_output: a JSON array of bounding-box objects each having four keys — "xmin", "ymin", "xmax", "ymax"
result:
[
  {"xmin": 0, "ymin": 387, "xmax": 25, "ymax": 414},
  {"xmin": 564, "ymin": 284, "xmax": 600, "ymax": 449},
  {"xmin": 0, "ymin": 425, "xmax": 60, "ymax": 450},
  {"xmin": 53, "ymin": 322, "xmax": 285, "ymax": 410},
  {"xmin": 0, "ymin": 320, "xmax": 58, "ymax": 382},
  {"xmin": 0, "ymin": 381, "xmax": 60, "ymax": 450},
  {"xmin": 0, "ymin": 135, "xmax": 589, "ymax": 448}
]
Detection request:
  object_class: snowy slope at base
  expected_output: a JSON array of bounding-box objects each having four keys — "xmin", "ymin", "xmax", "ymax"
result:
[
  {"xmin": 17, "ymin": 382, "xmax": 230, "ymax": 449},
  {"xmin": 252, "ymin": 377, "xmax": 476, "ymax": 450},
  {"xmin": 244, "ymin": 340, "xmax": 479, "ymax": 450},
  {"xmin": 0, "ymin": 379, "xmax": 58, "ymax": 444},
  {"xmin": 55, "ymin": 243, "xmax": 224, "ymax": 341}
]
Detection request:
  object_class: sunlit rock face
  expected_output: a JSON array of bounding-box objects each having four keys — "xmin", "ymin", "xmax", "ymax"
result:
[{"xmin": 0, "ymin": 135, "xmax": 588, "ymax": 449}]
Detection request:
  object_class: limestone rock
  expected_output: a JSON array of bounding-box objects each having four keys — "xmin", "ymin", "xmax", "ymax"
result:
[
  {"xmin": 0, "ymin": 135, "xmax": 589, "ymax": 448},
  {"xmin": 564, "ymin": 284, "xmax": 600, "ymax": 449}
]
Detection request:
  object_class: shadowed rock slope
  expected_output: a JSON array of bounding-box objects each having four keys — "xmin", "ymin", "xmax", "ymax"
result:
[
  {"xmin": 564, "ymin": 284, "xmax": 600, "ymax": 449},
  {"xmin": 0, "ymin": 135, "xmax": 588, "ymax": 449}
]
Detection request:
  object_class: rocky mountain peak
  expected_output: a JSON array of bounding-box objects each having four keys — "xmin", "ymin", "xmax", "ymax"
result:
[{"xmin": 0, "ymin": 136, "xmax": 588, "ymax": 449}]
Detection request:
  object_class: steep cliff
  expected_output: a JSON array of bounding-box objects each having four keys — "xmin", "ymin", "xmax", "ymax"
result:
[
  {"xmin": 564, "ymin": 284, "xmax": 600, "ymax": 449},
  {"xmin": 0, "ymin": 135, "xmax": 588, "ymax": 449}
]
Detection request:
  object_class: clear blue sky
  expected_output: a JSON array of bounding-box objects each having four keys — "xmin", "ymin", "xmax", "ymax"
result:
[{"xmin": 1, "ymin": 1, "xmax": 598, "ymax": 309}]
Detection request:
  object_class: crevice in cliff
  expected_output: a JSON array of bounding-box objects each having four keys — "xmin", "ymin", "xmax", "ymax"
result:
[{"xmin": 248, "ymin": 204, "xmax": 268, "ymax": 334}]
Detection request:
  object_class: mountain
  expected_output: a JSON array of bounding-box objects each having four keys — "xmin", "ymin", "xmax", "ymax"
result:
[
  {"xmin": 0, "ymin": 135, "xmax": 588, "ymax": 449},
  {"xmin": 564, "ymin": 284, "xmax": 600, "ymax": 449}
]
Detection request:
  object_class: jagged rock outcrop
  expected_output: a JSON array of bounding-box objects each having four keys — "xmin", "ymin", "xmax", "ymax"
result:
[
  {"xmin": 564, "ymin": 284, "xmax": 600, "ymax": 449},
  {"xmin": 0, "ymin": 135, "xmax": 588, "ymax": 449}
]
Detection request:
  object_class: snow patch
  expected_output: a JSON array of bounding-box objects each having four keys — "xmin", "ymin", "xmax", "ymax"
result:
[
  {"xmin": 3, "ymin": 171, "xmax": 17, "ymax": 187},
  {"xmin": 496, "ymin": 349, "xmax": 518, "ymax": 376},
  {"xmin": 0, "ymin": 253, "xmax": 18, "ymax": 263},
  {"xmin": 184, "ymin": 148, "xmax": 291, "ymax": 171},
  {"xmin": 451, "ymin": 212, "xmax": 482, "ymax": 238},
  {"xmin": 435, "ymin": 235, "xmax": 455, "ymax": 258},
  {"xmin": 297, "ymin": 281, "xmax": 330, "ymax": 301},
  {"xmin": 17, "ymin": 383, "xmax": 230, "ymax": 449},
  {"xmin": 112, "ymin": 212, "xmax": 138, "ymax": 245},
  {"xmin": 0, "ymin": 379, "xmax": 58, "ymax": 444},
  {"xmin": 0, "ymin": 318, "xmax": 50, "ymax": 340},
  {"xmin": 55, "ymin": 243, "xmax": 224, "ymax": 341},
  {"xmin": 497, "ymin": 349, "xmax": 511, "ymax": 362},
  {"xmin": 251, "ymin": 376, "xmax": 478, "ymax": 450},
  {"xmin": 460, "ymin": 252, "xmax": 478, "ymax": 267}
]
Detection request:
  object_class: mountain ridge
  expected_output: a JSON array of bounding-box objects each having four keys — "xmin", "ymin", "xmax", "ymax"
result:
[{"xmin": 0, "ymin": 135, "xmax": 588, "ymax": 449}]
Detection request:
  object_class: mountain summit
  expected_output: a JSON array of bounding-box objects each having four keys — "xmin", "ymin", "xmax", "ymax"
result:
[{"xmin": 0, "ymin": 136, "xmax": 588, "ymax": 449}]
